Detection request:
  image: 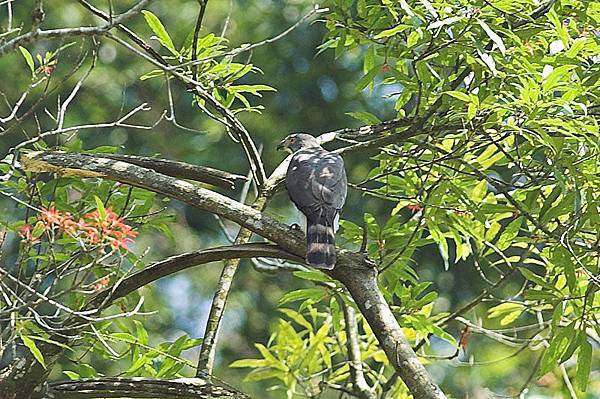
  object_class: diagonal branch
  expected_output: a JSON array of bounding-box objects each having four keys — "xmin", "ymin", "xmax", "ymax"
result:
[
  {"xmin": 337, "ymin": 294, "xmax": 375, "ymax": 399},
  {"xmin": 191, "ymin": 88, "xmax": 267, "ymax": 189},
  {"xmin": 20, "ymin": 151, "xmax": 301, "ymax": 253},
  {"xmin": 196, "ymin": 227, "xmax": 254, "ymax": 375}
]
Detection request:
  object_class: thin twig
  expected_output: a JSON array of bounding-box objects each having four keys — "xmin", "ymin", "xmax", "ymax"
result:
[
  {"xmin": 0, "ymin": 0, "xmax": 151, "ymax": 55},
  {"xmin": 191, "ymin": 0, "xmax": 209, "ymax": 82}
]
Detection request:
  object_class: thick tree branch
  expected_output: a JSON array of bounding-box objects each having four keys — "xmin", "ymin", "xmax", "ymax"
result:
[
  {"xmin": 47, "ymin": 377, "xmax": 249, "ymax": 398},
  {"xmin": 22, "ymin": 151, "xmax": 446, "ymax": 399},
  {"xmin": 98, "ymin": 154, "xmax": 247, "ymax": 190},
  {"xmin": 21, "ymin": 151, "xmax": 302, "ymax": 253},
  {"xmin": 331, "ymin": 264, "xmax": 446, "ymax": 399}
]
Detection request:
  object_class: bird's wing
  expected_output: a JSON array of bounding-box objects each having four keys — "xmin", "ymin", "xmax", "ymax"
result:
[{"xmin": 286, "ymin": 148, "xmax": 347, "ymax": 215}]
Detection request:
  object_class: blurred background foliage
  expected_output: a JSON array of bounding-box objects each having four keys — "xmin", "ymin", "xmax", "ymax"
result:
[{"xmin": 0, "ymin": 0, "xmax": 598, "ymax": 398}]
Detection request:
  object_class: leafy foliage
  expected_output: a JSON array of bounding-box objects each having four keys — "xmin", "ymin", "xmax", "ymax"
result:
[
  {"xmin": 0, "ymin": 0, "xmax": 598, "ymax": 398},
  {"xmin": 231, "ymin": 0, "xmax": 599, "ymax": 396}
]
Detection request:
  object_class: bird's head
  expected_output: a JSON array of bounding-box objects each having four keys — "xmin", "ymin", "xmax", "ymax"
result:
[{"xmin": 276, "ymin": 133, "xmax": 320, "ymax": 154}]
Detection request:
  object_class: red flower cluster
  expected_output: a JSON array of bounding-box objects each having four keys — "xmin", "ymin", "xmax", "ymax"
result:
[
  {"xmin": 18, "ymin": 206, "xmax": 137, "ymax": 251},
  {"xmin": 92, "ymin": 276, "xmax": 111, "ymax": 292},
  {"xmin": 17, "ymin": 224, "xmax": 38, "ymax": 243}
]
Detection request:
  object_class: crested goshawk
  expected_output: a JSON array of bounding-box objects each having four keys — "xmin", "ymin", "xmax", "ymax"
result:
[{"xmin": 277, "ymin": 133, "xmax": 347, "ymax": 269}]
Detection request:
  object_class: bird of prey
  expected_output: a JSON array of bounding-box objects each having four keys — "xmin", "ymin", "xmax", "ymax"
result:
[{"xmin": 277, "ymin": 133, "xmax": 347, "ymax": 269}]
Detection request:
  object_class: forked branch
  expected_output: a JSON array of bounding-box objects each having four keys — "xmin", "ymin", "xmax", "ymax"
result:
[{"xmin": 22, "ymin": 151, "xmax": 446, "ymax": 399}]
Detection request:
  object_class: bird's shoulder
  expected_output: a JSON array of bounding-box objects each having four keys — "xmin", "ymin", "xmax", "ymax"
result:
[{"xmin": 289, "ymin": 147, "xmax": 344, "ymax": 168}]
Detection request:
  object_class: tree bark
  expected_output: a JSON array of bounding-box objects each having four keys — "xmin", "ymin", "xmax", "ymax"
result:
[{"xmin": 47, "ymin": 377, "xmax": 249, "ymax": 398}]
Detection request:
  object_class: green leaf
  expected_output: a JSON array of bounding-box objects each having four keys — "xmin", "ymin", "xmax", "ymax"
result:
[
  {"xmin": 125, "ymin": 355, "xmax": 151, "ymax": 375},
  {"xmin": 488, "ymin": 303, "xmax": 524, "ymax": 325},
  {"xmin": 134, "ymin": 320, "xmax": 149, "ymax": 345},
  {"xmin": 560, "ymin": 330, "xmax": 584, "ymax": 363},
  {"xmin": 230, "ymin": 358, "xmax": 269, "ymax": 368},
  {"xmin": 228, "ymin": 84, "xmax": 276, "ymax": 96},
  {"xmin": 374, "ymin": 24, "xmax": 411, "ymax": 39},
  {"xmin": 407, "ymin": 30, "xmax": 421, "ymax": 48},
  {"xmin": 19, "ymin": 46, "xmax": 35, "ymax": 75},
  {"xmin": 31, "ymin": 221, "xmax": 46, "ymax": 238},
  {"xmin": 278, "ymin": 288, "xmax": 324, "ymax": 305},
  {"xmin": 518, "ymin": 268, "xmax": 556, "ymax": 292},
  {"xmin": 444, "ymin": 91, "xmax": 471, "ymax": 102},
  {"xmin": 428, "ymin": 16, "xmax": 463, "ymax": 30},
  {"xmin": 524, "ymin": 288, "xmax": 556, "ymax": 301},
  {"xmin": 576, "ymin": 341, "xmax": 592, "ymax": 391},
  {"xmin": 279, "ymin": 308, "xmax": 312, "ymax": 331},
  {"xmin": 539, "ymin": 185, "xmax": 561, "ymax": 219},
  {"xmin": 21, "ymin": 335, "xmax": 46, "ymax": 369},
  {"xmin": 477, "ymin": 50, "xmax": 497, "ymax": 75},
  {"xmin": 346, "ymin": 111, "xmax": 381, "ymax": 124},
  {"xmin": 467, "ymin": 101, "xmax": 478, "ymax": 120},
  {"xmin": 94, "ymin": 196, "xmax": 106, "ymax": 220},
  {"xmin": 540, "ymin": 322, "xmax": 575, "ymax": 375},
  {"xmin": 477, "ymin": 19, "xmax": 506, "ymax": 55},
  {"xmin": 26, "ymin": 335, "xmax": 71, "ymax": 350},
  {"xmin": 244, "ymin": 368, "xmax": 284, "ymax": 382},
  {"xmin": 356, "ymin": 66, "xmax": 381, "ymax": 92},
  {"xmin": 142, "ymin": 10, "xmax": 176, "ymax": 54},
  {"xmin": 140, "ymin": 69, "xmax": 164, "ymax": 81},
  {"xmin": 495, "ymin": 217, "xmax": 522, "ymax": 251},
  {"xmin": 397, "ymin": 0, "xmax": 414, "ymax": 17},
  {"xmin": 293, "ymin": 270, "xmax": 333, "ymax": 283},
  {"xmin": 542, "ymin": 65, "xmax": 576, "ymax": 92},
  {"xmin": 364, "ymin": 46, "xmax": 375, "ymax": 74},
  {"xmin": 471, "ymin": 180, "xmax": 487, "ymax": 203},
  {"xmin": 63, "ymin": 371, "xmax": 80, "ymax": 380},
  {"xmin": 587, "ymin": 3, "xmax": 600, "ymax": 23}
]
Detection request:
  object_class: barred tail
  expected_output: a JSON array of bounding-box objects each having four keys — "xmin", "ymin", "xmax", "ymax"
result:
[{"xmin": 306, "ymin": 211, "xmax": 337, "ymax": 270}]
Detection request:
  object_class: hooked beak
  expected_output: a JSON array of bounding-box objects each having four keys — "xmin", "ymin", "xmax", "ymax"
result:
[{"xmin": 276, "ymin": 139, "xmax": 287, "ymax": 151}]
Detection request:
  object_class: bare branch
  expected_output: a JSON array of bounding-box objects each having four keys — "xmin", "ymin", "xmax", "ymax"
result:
[
  {"xmin": 196, "ymin": 227, "xmax": 254, "ymax": 374},
  {"xmin": 98, "ymin": 154, "xmax": 248, "ymax": 190},
  {"xmin": 12, "ymin": 103, "xmax": 156, "ymax": 151}
]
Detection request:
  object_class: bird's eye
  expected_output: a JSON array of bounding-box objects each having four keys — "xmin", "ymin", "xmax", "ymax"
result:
[{"xmin": 290, "ymin": 137, "xmax": 296, "ymax": 143}]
